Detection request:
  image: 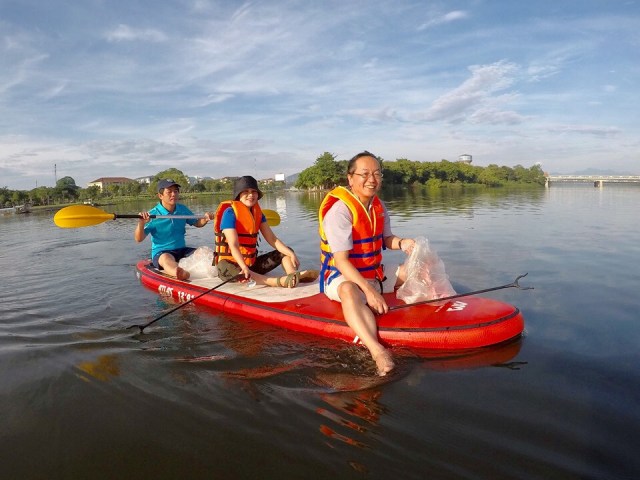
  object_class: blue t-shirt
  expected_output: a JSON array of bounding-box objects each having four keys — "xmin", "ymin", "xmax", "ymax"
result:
[
  {"xmin": 219, "ymin": 206, "xmax": 267, "ymax": 230},
  {"xmin": 144, "ymin": 203, "xmax": 197, "ymax": 258}
]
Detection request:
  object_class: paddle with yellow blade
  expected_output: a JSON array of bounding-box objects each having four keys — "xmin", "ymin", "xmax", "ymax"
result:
[{"xmin": 53, "ymin": 204, "xmax": 281, "ymax": 228}]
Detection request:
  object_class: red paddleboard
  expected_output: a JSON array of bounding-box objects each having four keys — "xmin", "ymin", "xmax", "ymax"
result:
[{"xmin": 136, "ymin": 260, "xmax": 524, "ymax": 350}]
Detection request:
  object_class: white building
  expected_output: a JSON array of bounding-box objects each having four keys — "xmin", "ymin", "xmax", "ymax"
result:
[{"xmin": 135, "ymin": 176, "xmax": 153, "ymax": 185}]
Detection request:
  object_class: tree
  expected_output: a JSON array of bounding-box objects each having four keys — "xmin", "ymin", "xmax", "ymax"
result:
[
  {"xmin": 0, "ymin": 187, "xmax": 10, "ymax": 207},
  {"xmin": 55, "ymin": 176, "xmax": 80, "ymax": 202},
  {"xmin": 151, "ymin": 168, "xmax": 191, "ymax": 194},
  {"xmin": 191, "ymin": 182, "xmax": 206, "ymax": 193},
  {"xmin": 104, "ymin": 184, "xmax": 121, "ymax": 197},
  {"xmin": 121, "ymin": 181, "xmax": 143, "ymax": 197},
  {"xmin": 384, "ymin": 158, "xmax": 421, "ymax": 185},
  {"xmin": 477, "ymin": 168, "xmax": 503, "ymax": 187},
  {"xmin": 512, "ymin": 165, "xmax": 529, "ymax": 183},
  {"xmin": 528, "ymin": 164, "xmax": 546, "ymax": 185},
  {"xmin": 314, "ymin": 152, "xmax": 343, "ymax": 188},
  {"xmin": 79, "ymin": 185, "xmax": 101, "ymax": 202},
  {"xmin": 483, "ymin": 164, "xmax": 508, "ymax": 183},
  {"xmin": 12, "ymin": 190, "xmax": 29, "ymax": 205},
  {"xmin": 30, "ymin": 186, "xmax": 54, "ymax": 205},
  {"xmin": 203, "ymin": 178, "xmax": 229, "ymax": 193},
  {"xmin": 295, "ymin": 152, "xmax": 343, "ymax": 190},
  {"xmin": 436, "ymin": 160, "xmax": 461, "ymax": 183}
]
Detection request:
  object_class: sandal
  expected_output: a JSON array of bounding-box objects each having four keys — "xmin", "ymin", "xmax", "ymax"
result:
[{"xmin": 276, "ymin": 272, "xmax": 300, "ymax": 288}]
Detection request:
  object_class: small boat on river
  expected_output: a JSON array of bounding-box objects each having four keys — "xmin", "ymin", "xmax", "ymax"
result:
[
  {"xmin": 136, "ymin": 260, "xmax": 525, "ymax": 351},
  {"xmin": 14, "ymin": 203, "xmax": 32, "ymax": 214},
  {"xmin": 1, "ymin": 203, "xmax": 32, "ymax": 215}
]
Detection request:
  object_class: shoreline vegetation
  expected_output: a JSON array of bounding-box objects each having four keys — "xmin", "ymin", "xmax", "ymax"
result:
[{"xmin": 2, "ymin": 153, "xmax": 545, "ymax": 209}]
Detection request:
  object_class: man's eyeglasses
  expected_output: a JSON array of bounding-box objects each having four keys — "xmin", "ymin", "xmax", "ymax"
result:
[{"xmin": 351, "ymin": 171, "xmax": 383, "ymax": 180}]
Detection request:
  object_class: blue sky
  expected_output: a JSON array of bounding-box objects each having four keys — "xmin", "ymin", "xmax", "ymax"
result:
[{"xmin": 1, "ymin": 0, "xmax": 638, "ymax": 190}]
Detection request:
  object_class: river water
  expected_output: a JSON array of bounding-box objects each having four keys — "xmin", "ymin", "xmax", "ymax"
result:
[{"xmin": 1, "ymin": 185, "xmax": 639, "ymax": 479}]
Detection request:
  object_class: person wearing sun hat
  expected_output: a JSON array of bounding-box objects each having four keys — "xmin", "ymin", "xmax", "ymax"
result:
[
  {"xmin": 134, "ymin": 178, "xmax": 212, "ymax": 280},
  {"xmin": 212, "ymin": 175, "xmax": 317, "ymax": 288}
]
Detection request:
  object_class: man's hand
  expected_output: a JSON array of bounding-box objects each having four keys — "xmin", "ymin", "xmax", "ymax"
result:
[{"xmin": 364, "ymin": 284, "xmax": 388, "ymax": 315}]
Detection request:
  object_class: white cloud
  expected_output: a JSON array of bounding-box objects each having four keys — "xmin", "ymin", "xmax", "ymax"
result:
[
  {"xmin": 418, "ymin": 10, "xmax": 469, "ymax": 31},
  {"xmin": 196, "ymin": 93, "xmax": 235, "ymax": 107},
  {"xmin": 527, "ymin": 64, "xmax": 562, "ymax": 82},
  {"xmin": 423, "ymin": 61, "xmax": 520, "ymax": 124},
  {"xmin": 1, "ymin": 1, "xmax": 639, "ymax": 189},
  {"xmin": 190, "ymin": 0, "xmax": 213, "ymax": 13},
  {"xmin": 105, "ymin": 24, "xmax": 168, "ymax": 43},
  {"xmin": 546, "ymin": 125, "xmax": 621, "ymax": 138},
  {"xmin": 38, "ymin": 81, "xmax": 68, "ymax": 100},
  {"xmin": 469, "ymin": 107, "xmax": 525, "ymax": 126}
]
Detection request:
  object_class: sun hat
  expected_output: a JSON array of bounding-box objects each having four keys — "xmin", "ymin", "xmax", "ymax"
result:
[
  {"xmin": 233, "ymin": 176, "xmax": 263, "ymax": 200},
  {"xmin": 158, "ymin": 179, "xmax": 181, "ymax": 192}
]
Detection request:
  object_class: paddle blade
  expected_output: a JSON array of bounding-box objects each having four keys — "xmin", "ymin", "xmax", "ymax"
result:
[
  {"xmin": 263, "ymin": 209, "xmax": 281, "ymax": 227},
  {"xmin": 54, "ymin": 205, "xmax": 116, "ymax": 228}
]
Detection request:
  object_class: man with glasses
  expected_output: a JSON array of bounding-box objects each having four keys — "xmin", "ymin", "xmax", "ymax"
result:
[{"xmin": 319, "ymin": 151, "xmax": 416, "ymax": 376}]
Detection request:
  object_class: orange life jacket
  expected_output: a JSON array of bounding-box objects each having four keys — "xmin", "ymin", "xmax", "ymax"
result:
[
  {"xmin": 213, "ymin": 200, "xmax": 263, "ymax": 267},
  {"xmin": 318, "ymin": 186, "xmax": 385, "ymax": 292}
]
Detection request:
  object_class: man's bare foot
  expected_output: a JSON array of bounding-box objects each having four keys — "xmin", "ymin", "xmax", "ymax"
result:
[
  {"xmin": 299, "ymin": 270, "xmax": 320, "ymax": 283},
  {"xmin": 373, "ymin": 349, "xmax": 395, "ymax": 376},
  {"xmin": 176, "ymin": 267, "xmax": 190, "ymax": 280}
]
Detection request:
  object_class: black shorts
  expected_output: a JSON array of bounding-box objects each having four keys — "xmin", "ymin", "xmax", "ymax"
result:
[
  {"xmin": 152, "ymin": 247, "xmax": 196, "ymax": 269},
  {"xmin": 217, "ymin": 250, "xmax": 286, "ymax": 280}
]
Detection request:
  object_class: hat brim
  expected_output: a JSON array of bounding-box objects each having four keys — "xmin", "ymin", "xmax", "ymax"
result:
[{"xmin": 158, "ymin": 182, "xmax": 180, "ymax": 192}]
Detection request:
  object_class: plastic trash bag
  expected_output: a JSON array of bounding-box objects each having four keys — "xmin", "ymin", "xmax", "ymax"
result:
[
  {"xmin": 178, "ymin": 246, "xmax": 218, "ymax": 279},
  {"xmin": 396, "ymin": 236, "xmax": 456, "ymax": 303}
]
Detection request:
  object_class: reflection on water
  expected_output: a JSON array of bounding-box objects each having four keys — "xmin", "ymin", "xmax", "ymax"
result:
[
  {"xmin": 2, "ymin": 186, "xmax": 640, "ymax": 479},
  {"xmin": 275, "ymin": 195, "xmax": 287, "ymax": 221},
  {"xmin": 76, "ymin": 354, "xmax": 120, "ymax": 382}
]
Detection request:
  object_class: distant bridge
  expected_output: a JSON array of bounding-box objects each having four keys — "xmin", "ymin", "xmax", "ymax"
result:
[{"xmin": 545, "ymin": 175, "xmax": 640, "ymax": 187}]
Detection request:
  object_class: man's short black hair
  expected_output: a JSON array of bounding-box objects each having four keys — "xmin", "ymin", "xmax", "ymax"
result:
[{"xmin": 347, "ymin": 150, "xmax": 379, "ymax": 174}]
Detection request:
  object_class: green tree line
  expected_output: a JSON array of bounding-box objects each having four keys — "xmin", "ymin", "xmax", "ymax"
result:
[
  {"xmin": 294, "ymin": 153, "xmax": 545, "ymax": 189},
  {"xmin": 2, "ymin": 155, "xmax": 545, "ymax": 208},
  {"xmin": 1, "ymin": 168, "xmax": 284, "ymax": 207}
]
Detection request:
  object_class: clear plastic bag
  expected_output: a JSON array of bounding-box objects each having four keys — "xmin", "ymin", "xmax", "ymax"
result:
[
  {"xmin": 178, "ymin": 246, "xmax": 218, "ymax": 279},
  {"xmin": 396, "ymin": 236, "xmax": 456, "ymax": 303}
]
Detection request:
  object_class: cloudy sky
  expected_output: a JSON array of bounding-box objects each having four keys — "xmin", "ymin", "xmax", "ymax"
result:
[{"xmin": 1, "ymin": 0, "xmax": 638, "ymax": 190}]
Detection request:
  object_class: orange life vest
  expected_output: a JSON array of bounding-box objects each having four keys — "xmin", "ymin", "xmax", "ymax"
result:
[
  {"xmin": 213, "ymin": 200, "xmax": 263, "ymax": 267},
  {"xmin": 318, "ymin": 186, "xmax": 385, "ymax": 292}
]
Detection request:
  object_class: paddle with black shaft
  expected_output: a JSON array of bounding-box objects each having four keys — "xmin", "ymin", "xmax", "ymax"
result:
[
  {"xmin": 388, "ymin": 273, "xmax": 533, "ymax": 311},
  {"xmin": 127, "ymin": 274, "xmax": 243, "ymax": 333},
  {"xmin": 53, "ymin": 204, "xmax": 281, "ymax": 228}
]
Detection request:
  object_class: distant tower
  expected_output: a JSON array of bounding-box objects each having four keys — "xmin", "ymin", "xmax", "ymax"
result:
[
  {"xmin": 54, "ymin": 164, "xmax": 57, "ymax": 183},
  {"xmin": 458, "ymin": 154, "xmax": 472, "ymax": 164}
]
